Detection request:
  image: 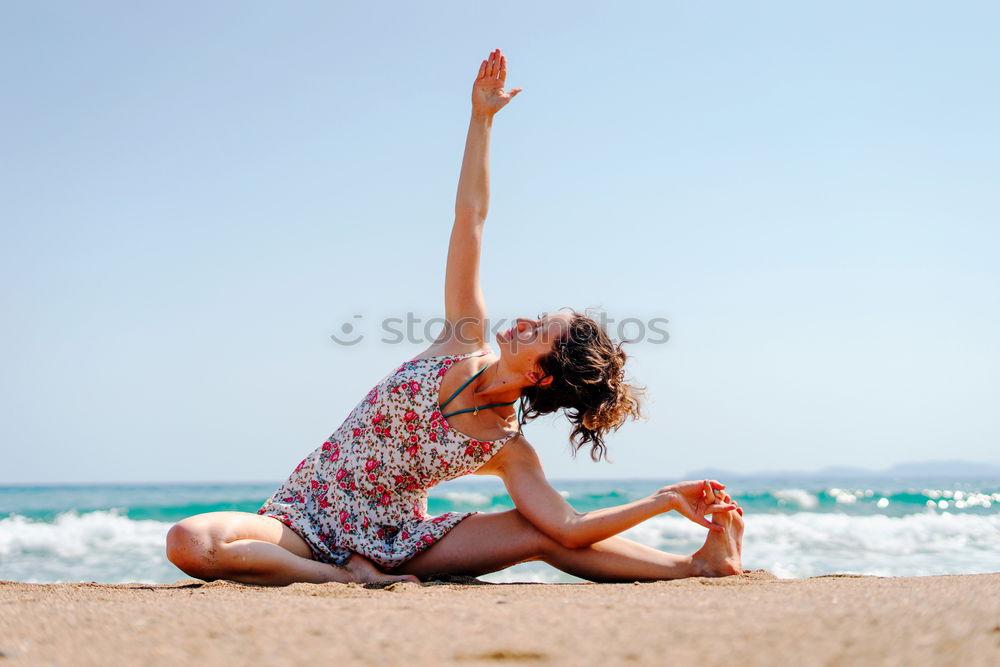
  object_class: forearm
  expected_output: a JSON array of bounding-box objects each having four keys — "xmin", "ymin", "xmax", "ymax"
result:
[
  {"xmin": 454, "ymin": 112, "xmax": 493, "ymax": 220},
  {"xmin": 563, "ymin": 493, "xmax": 672, "ymax": 548}
]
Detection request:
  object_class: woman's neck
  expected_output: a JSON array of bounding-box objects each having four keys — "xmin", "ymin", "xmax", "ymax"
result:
[{"xmin": 472, "ymin": 360, "xmax": 523, "ymax": 405}]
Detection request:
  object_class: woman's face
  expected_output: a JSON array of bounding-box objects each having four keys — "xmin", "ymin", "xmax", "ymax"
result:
[{"xmin": 496, "ymin": 312, "xmax": 573, "ymax": 385}]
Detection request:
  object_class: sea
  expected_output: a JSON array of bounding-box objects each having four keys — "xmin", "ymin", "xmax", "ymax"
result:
[{"xmin": 2, "ymin": 476, "xmax": 998, "ymax": 584}]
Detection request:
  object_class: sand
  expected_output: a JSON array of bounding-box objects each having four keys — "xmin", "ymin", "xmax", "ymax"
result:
[{"xmin": 1, "ymin": 571, "xmax": 998, "ymax": 666}]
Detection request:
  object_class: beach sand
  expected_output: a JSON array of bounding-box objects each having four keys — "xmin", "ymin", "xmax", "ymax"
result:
[{"xmin": 1, "ymin": 571, "xmax": 997, "ymax": 666}]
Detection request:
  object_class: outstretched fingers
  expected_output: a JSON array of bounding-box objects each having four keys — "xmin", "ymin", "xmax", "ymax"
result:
[
  {"xmin": 486, "ymin": 49, "xmax": 498, "ymax": 77},
  {"xmin": 481, "ymin": 49, "xmax": 507, "ymax": 81}
]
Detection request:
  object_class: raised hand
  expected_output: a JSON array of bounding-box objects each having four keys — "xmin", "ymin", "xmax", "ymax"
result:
[{"xmin": 471, "ymin": 48, "xmax": 523, "ymax": 117}]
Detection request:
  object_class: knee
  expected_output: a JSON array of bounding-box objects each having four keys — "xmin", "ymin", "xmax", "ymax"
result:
[
  {"xmin": 165, "ymin": 521, "xmax": 221, "ymax": 581},
  {"xmin": 508, "ymin": 510, "xmax": 564, "ymax": 561}
]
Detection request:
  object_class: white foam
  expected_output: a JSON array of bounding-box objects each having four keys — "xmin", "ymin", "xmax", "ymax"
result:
[
  {"xmin": 625, "ymin": 511, "xmax": 1000, "ymax": 578},
  {"xmin": 3, "ymin": 507, "xmax": 999, "ymax": 584},
  {"xmin": 0, "ymin": 510, "xmax": 180, "ymax": 584},
  {"xmin": 480, "ymin": 562, "xmax": 581, "ymax": 584}
]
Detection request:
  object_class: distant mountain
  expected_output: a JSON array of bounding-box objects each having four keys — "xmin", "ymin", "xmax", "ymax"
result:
[
  {"xmin": 882, "ymin": 461, "xmax": 1000, "ymax": 477},
  {"xmin": 684, "ymin": 460, "xmax": 1000, "ymax": 480},
  {"xmin": 815, "ymin": 465, "xmax": 871, "ymax": 477}
]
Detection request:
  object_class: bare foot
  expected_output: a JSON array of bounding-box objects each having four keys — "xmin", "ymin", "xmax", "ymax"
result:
[
  {"xmin": 343, "ymin": 554, "xmax": 420, "ymax": 584},
  {"xmin": 691, "ymin": 493, "xmax": 744, "ymax": 577}
]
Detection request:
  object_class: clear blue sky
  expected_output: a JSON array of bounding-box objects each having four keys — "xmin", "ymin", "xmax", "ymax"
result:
[{"xmin": 2, "ymin": 1, "xmax": 997, "ymax": 483}]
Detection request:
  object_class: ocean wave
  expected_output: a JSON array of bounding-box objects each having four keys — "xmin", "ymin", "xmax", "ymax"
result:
[
  {"xmin": 0, "ymin": 509, "xmax": 177, "ymax": 584},
  {"xmin": 427, "ymin": 485, "xmax": 1000, "ymax": 517},
  {"xmin": 3, "ymin": 506, "xmax": 999, "ymax": 584},
  {"xmin": 5, "ymin": 481, "xmax": 997, "ymax": 526},
  {"xmin": 625, "ymin": 511, "xmax": 1000, "ymax": 578}
]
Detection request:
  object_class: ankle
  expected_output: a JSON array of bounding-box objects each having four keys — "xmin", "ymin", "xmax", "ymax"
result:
[
  {"xmin": 340, "ymin": 555, "xmax": 369, "ymax": 582},
  {"xmin": 687, "ymin": 553, "xmax": 708, "ymax": 578}
]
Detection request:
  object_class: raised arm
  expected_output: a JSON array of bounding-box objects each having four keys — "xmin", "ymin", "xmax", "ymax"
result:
[
  {"xmin": 493, "ymin": 437, "xmax": 736, "ymax": 548},
  {"xmin": 442, "ymin": 49, "xmax": 522, "ymax": 348}
]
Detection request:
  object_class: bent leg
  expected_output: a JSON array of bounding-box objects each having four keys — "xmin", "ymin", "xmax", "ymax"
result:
[
  {"xmin": 392, "ymin": 510, "xmax": 700, "ymax": 582},
  {"xmin": 166, "ymin": 511, "xmax": 416, "ymax": 586}
]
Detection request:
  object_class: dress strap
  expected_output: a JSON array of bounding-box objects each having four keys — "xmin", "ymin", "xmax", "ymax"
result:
[
  {"xmin": 439, "ymin": 360, "xmax": 521, "ymax": 421},
  {"xmin": 441, "ymin": 401, "xmax": 517, "ymax": 419},
  {"xmin": 440, "ymin": 362, "xmax": 493, "ymax": 410}
]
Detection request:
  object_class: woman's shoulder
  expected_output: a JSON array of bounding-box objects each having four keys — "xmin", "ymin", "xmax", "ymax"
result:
[{"xmin": 406, "ymin": 343, "xmax": 495, "ymax": 363}]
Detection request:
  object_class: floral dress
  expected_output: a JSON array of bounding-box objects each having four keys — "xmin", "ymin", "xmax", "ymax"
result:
[{"xmin": 257, "ymin": 350, "xmax": 518, "ymax": 570}]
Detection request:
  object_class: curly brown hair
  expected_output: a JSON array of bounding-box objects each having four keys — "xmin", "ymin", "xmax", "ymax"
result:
[{"xmin": 517, "ymin": 308, "xmax": 645, "ymax": 462}]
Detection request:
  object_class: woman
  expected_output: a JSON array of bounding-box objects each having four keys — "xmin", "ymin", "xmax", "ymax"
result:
[{"xmin": 165, "ymin": 49, "xmax": 745, "ymax": 586}]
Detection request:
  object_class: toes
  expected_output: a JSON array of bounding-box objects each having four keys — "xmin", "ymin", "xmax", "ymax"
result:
[{"xmin": 708, "ymin": 502, "xmax": 736, "ymax": 516}]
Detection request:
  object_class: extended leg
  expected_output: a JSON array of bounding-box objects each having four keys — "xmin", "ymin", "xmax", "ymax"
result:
[
  {"xmin": 166, "ymin": 511, "xmax": 417, "ymax": 586},
  {"xmin": 392, "ymin": 509, "xmax": 741, "ymax": 582}
]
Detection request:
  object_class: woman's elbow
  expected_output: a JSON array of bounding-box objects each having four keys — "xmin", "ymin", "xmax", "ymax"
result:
[
  {"xmin": 557, "ymin": 533, "xmax": 599, "ymax": 550},
  {"xmin": 552, "ymin": 519, "xmax": 587, "ymax": 550},
  {"xmin": 557, "ymin": 535, "xmax": 584, "ymax": 550}
]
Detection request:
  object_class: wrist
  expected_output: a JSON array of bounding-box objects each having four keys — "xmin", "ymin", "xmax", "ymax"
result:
[
  {"xmin": 471, "ymin": 109, "xmax": 495, "ymax": 124},
  {"xmin": 653, "ymin": 489, "xmax": 678, "ymax": 513}
]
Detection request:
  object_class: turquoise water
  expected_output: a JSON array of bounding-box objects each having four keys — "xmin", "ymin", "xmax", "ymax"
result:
[{"xmin": 2, "ymin": 476, "xmax": 998, "ymax": 584}]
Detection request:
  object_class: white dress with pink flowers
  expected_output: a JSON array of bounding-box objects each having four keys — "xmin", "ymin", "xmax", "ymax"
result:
[{"xmin": 257, "ymin": 350, "xmax": 517, "ymax": 570}]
